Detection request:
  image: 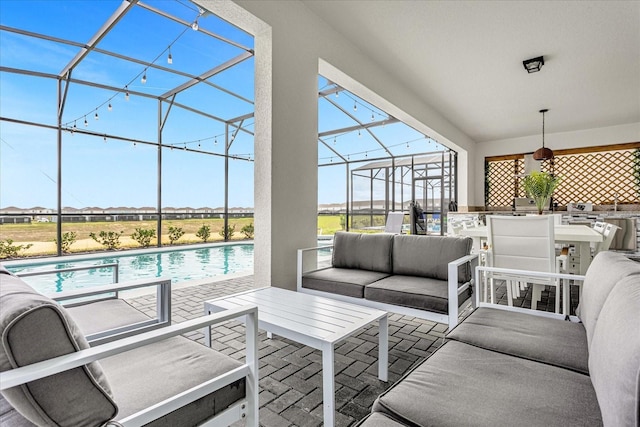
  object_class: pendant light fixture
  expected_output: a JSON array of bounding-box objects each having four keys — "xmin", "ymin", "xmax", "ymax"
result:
[{"xmin": 533, "ymin": 108, "xmax": 554, "ymax": 161}]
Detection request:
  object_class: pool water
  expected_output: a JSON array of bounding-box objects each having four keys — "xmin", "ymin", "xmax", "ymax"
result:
[{"xmin": 6, "ymin": 244, "xmax": 254, "ymax": 294}]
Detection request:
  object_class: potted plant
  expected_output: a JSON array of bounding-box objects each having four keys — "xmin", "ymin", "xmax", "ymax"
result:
[{"xmin": 521, "ymin": 171, "xmax": 561, "ymax": 214}]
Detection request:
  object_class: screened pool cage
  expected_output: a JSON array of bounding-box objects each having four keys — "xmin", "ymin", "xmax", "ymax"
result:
[
  {"xmin": 1, "ymin": 0, "xmax": 458, "ymax": 257},
  {"xmin": 319, "ymin": 151, "xmax": 457, "ymax": 235}
]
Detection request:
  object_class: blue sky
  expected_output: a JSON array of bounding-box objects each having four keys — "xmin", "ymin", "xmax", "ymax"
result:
[{"xmin": 1, "ymin": 0, "xmax": 440, "ymax": 210}]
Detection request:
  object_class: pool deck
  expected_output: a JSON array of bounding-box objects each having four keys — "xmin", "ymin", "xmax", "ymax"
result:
[{"xmin": 125, "ymin": 274, "xmax": 567, "ymax": 427}]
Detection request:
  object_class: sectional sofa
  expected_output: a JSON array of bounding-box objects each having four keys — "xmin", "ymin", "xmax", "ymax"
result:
[
  {"xmin": 358, "ymin": 251, "xmax": 640, "ymax": 427},
  {"xmin": 297, "ymin": 231, "xmax": 478, "ymax": 330}
]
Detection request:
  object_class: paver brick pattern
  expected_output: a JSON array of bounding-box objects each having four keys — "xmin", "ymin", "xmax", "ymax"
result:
[{"xmin": 126, "ymin": 275, "xmax": 570, "ymax": 427}]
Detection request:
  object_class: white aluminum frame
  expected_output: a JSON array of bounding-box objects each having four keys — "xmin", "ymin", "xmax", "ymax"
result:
[
  {"xmin": 297, "ymin": 245, "xmax": 478, "ymax": 330},
  {"xmin": 50, "ymin": 277, "xmax": 173, "ymax": 346},
  {"xmin": 475, "ymin": 265, "xmax": 586, "ymax": 320},
  {"xmin": 0, "ymin": 305, "xmax": 259, "ymax": 427}
]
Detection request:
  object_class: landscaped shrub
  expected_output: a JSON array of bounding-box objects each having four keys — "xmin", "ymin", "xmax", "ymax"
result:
[
  {"xmin": 196, "ymin": 224, "xmax": 211, "ymax": 242},
  {"xmin": 89, "ymin": 230, "xmax": 123, "ymax": 250},
  {"xmin": 219, "ymin": 224, "xmax": 236, "ymax": 240},
  {"xmin": 131, "ymin": 228, "xmax": 156, "ymax": 248},
  {"xmin": 168, "ymin": 226, "xmax": 185, "ymax": 245},
  {"xmin": 0, "ymin": 239, "xmax": 33, "ymax": 259},
  {"xmin": 54, "ymin": 231, "xmax": 77, "ymax": 253},
  {"xmin": 241, "ymin": 223, "xmax": 254, "ymax": 239}
]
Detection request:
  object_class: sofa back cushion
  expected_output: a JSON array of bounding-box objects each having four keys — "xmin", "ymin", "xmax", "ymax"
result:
[
  {"xmin": 578, "ymin": 251, "xmax": 640, "ymax": 347},
  {"xmin": 332, "ymin": 232, "xmax": 394, "ymax": 273},
  {"xmin": 392, "ymin": 235, "xmax": 472, "ymax": 282},
  {"xmin": 0, "ymin": 272, "xmax": 118, "ymax": 426},
  {"xmin": 588, "ymin": 274, "xmax": 640, "ymax": 427}
]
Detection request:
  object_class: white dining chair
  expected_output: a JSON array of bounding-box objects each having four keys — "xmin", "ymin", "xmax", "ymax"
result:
[{"xmin": 486, "ymin": 215, "xmax": 560, "ymax": 313}]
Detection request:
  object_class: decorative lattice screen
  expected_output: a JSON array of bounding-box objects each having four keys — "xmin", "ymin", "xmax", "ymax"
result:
[
  {"xmin": 485, "ymin": 145, "xmax": 640, "ymax": 208},
  {"xmin": 485, "ymin": 158, "xmax": 524, "ymax": 207}
]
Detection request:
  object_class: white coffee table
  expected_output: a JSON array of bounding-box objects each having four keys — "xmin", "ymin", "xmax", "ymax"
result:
[{"xmin": 203, "ymin": 287, "xmax": 388, "ymax": 427}]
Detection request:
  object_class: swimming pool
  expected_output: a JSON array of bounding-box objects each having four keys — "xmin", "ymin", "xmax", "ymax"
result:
[{"xmin": 5, "ymin": 243, "xmax": 255, "ymax": 294}]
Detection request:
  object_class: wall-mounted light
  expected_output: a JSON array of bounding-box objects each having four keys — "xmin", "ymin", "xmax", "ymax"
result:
[{"xmin": 523, "ymin": 56, "xmax": 544, "ymax": 73}]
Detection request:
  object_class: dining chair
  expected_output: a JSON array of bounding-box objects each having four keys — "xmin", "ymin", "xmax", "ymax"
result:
[{"xmin": 486, "ymin": 215, "xmax": 560, "ymax": 313}]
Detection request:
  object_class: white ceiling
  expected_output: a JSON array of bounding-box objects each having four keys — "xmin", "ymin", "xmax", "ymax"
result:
[{"xmin": 302, "ymin": 0, "xmax": 640, "ymax": 143}]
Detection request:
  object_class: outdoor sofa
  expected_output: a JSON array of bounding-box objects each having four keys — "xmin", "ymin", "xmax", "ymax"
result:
[
  {"xmin": 297, "ymin": 231, "xmax": 478, "ymax": 330},
  {"xmin": 0, "ymin": 265, "xmax": 258, "ymax": 427},
  {"xmin": 358, "ymin": 251, "xmax": 640, "ymax": 427}
]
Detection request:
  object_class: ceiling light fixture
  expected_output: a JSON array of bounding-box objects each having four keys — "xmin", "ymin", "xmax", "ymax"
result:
[
  {"xmin": 523, "ymin": 56, "xmax": 544, "ymax": 73},
  {"xmin": 533, "ymin": 108, "xmax": 554, "ymax": 161}
]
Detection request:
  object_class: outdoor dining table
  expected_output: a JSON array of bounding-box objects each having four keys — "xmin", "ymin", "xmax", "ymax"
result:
[{"xmin": 458, "ymin": 223, "xmax": 603, "ymax": 275}]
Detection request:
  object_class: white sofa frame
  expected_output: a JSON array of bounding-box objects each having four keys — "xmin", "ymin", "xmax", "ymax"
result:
[
  {"xmin": 297, "ymin": 245, "xmax": 479, "ymax": 330},
  {"xmin": 474, "ymin": 265, "xmax": 586, "ymax": 322},
  {"xmin": 0, "ymin": 280, "xmax": 259, "ymax": 427}
]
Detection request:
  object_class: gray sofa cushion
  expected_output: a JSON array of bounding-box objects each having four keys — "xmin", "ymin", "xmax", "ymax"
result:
[
  {"xmin": 364, "ymin": 275, "xmax": 470, "ymax": 314},
  {"xmin": 100, "ymin": 335, "xmax": 245, "ymax": 425},
  {"xmin": 332, "ymin": 232, "xmax": 394, "ymax": 273},
  {"xmin": 303, "ymin": 268, "xmax": 390, "ymax": 298},
  {"xmin": 447, "ymin": 307, "xmax": 589, "ymax": 374},
  {"xmin": 373, "ymin": 340, "xmax": 602, "ymax": 427},
  {"xmin": 0, "ymin": 394, "xmax": 34, "ymax": 426},
  {"xmin": 0, "ymin": 274, "xmax": 117, "ymax": 426},
  {"xmin": 588, "ymin": 274, "xmax": 640, "ymax": 427},
  {"xmin": 391, "ymin": 235, "xmax": 472, "ymax": 282},
  {"xmin": 578, "ymin": 251, "xmax": 640, "ymax": 347},
  {"xmin": 67, "ymin": 299, "xmax": 151, "ymax": 337},
  {"xmin": 358, "ymin": 412, "xmax": 408, "ymax": 426}
]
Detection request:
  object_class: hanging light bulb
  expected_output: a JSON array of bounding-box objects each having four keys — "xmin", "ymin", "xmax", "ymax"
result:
[
  {"xmin": 108, "ymin": 103, "xmax": 112, "ymax": 111},
  {"xmin": 407, "ymin": 141, "xmax": 410, "ymax": 148},
  {"xmin": 141, "ymin": 71, "xmax": 147, "ymax": 84},
  {"xmin": 214, "ymin": 137, "xmax": 218, "ymax": 146},
  {"xmin": 365, "ymin": 151, "xmax": 368, "ymax": 158},
  {"xmin": 191, "ymin": 19, "xmax": 199, "ymax": 31},
  {"xmin": 333, "ymin": 137, "xmax": 336, "ymax": 145},
  {"xmin": 335, "ymin": 91, "xmax": 339, "ymax": 98},
  {"xmin": 125, "ymin": 86, "xmax": 130, "ymax": 101},
  {"xmin": 358, "ymin": 129, "xmax": 361, "ymax": 137},
  {"xmin": 133, "ymin": 142, "xmax": 137, "ymax": 147},
  {"xmin": 73, "ymin": 121, "xmax": 77, "ymax": 131},
  {"xmin": 103, "ymin": 136, "xmax": 107, "ymax": 143},
  {"xmin": 371, "ymin": 113, "xmax": 375, "ymax": 122},
  {"xmin": 353, "ymin": 102, "xmax": 357, "ymax": 112},
  {"xmin": 84, "ymin": 116, "xmax": 88, "ymax": 127},
  {"xmin": 94, "ymin": 110, "xmax": 99, "ymax": 120},
  {"xmin": 167, "ymin": 47, "xmax": 173, "ymax": 64}
]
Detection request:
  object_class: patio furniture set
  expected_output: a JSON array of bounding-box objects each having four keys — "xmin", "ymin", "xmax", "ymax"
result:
[{"xmin": 1, "ymin": 225, "xmax": 638, "ymax": 426}]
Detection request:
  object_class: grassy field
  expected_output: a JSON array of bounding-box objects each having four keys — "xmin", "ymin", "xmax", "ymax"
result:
[{"xmin": 0, "ymin": 216, "xmax": 348, "ymax": 258}]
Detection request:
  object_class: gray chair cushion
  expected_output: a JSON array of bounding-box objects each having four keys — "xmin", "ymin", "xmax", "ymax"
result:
[
  {"xmin": 67, "ymin": 299, "xmax": 151, "ymax": 337},
  {"xmin": 357, "ymin": 412, "xmax": 408, "ymax": 426},
  {"xmin": 588, "ymin": 274, "xmax": 640, "ymax": 427},
  {"xmin": 578, "ymin": 251, "xmax": 640, "ymax": 347},
  {"xmin": 0, "ymin": 274, "xmax": 117, "ymax": 426},
  {"xmin": 302, "ymin": 268, "xmax": 390, "ymax": 298},
  {"xmin": 364, "ymin": 275, "xmax": 470, "ymax": 314},
  {"xmin": 0, "ymin": 394, "xmax": 34, "ymax": 426},
  {"xmin": 101, "ymin": 336, "xmax": 245, "ymax": 425},
  {"xmin": 373, "ymin": 340, "xmax": 603, "ymax": 427},
  {"xmin": 447, "ymin": 307, "xmax": 589, "ymax": 374},
  {"xmin": 332, "ymin": 232, "xmax": 394, "ymax": 273},
  {"xmin": 392, "ymin": 235, "xmax": 472, "ymax": 282}
]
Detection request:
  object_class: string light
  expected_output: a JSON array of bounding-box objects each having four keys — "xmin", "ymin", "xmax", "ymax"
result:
[
  {"xmin": 358, "ymin": 129, "xmax": 361, "ymax": 137},
  {"xmin": 191, "ymin": 19, "xmax": 199, "ymax": 31},
  {"xmin": 94, "ymin": 110, "xmax": 99, "ymax": 120},
  {"xmin": 371, "ymin": 113, "xmax": 375, "ymax": 122},
  {"xmin": 353, "ymin": 102, "xmax": 357, "ymax": 112},
  {"xmin": 167, "ymin": 47, "xmax": 173, "ymax": 64},
  {"xmin": 125, "ymin": 86, "xmax": 130, "ymax": 101},
  {"xmin": 73, "ymin": 121, "xmax": 77, "ymax": 131},
  {"xmin": 333, "ymin": 137, "xmax": 336, "ymax": 145},
  {"xmin": 84, "ymin": 116, "xmax": 88, "ymax": 127},
  {"xmin": 108, "ymin": 103, "xmax": 112, "ymax": 111},
  {"xmin": 335, "ymin": 91, "xmax": 339, "ymax": 98},
  {"xmin": 103, "ymin": 136, "xmax": 107, "ymax": 143},
  {"xmin": 214, "ymin": 137, "xmax": 218, "ymax": 146},
  {"xmin": 141, "ymin": 71, "xmax": 147, "ymax": 84}
]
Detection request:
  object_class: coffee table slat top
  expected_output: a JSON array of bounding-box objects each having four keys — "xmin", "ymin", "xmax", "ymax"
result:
[{"xmin": 205, "ymin": 287, "xmax": 386, "ymax": 344}]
